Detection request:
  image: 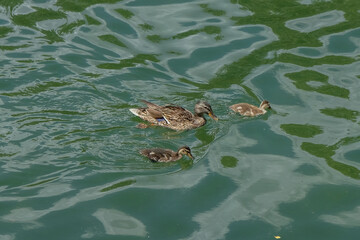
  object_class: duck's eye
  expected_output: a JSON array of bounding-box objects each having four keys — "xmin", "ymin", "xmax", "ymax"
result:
[{"xmin": 203, "ymin": 105, "xmax": 211, "ymax": 111}]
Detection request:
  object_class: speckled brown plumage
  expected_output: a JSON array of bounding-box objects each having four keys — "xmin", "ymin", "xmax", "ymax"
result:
[
  {"xmin": 230, "ymin": 100, "xmax": 271, "ymax": 117},
  {"xmin": 139, "ymin": 146, "xmax": 193, "ymax": 162},
  {"xmin": 130, "ymin": 100, "xmax": 218, "ymax": 131}
]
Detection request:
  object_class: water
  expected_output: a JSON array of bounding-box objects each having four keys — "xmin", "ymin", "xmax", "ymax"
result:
[{"xmin": 1, "ymin": 0, "xmax": 360, "ymax": 239}]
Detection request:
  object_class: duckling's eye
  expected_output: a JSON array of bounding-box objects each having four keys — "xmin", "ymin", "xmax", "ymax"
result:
[{"xmin": 203, "ymin": 105, "xmax": 211, "ymax": 111}]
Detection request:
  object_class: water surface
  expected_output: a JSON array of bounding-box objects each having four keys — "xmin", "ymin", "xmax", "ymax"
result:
[{"xmin": 1, "ymin": 0, "xmax": 360, "ymax": 239}]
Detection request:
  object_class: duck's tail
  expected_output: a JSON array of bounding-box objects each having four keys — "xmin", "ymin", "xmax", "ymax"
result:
[
  {"xmin": 140, "ymin": 100, "xmax": 159, "ymax": 108},
  {"xmin": 129, "ymin": 108, "xmax": 141, "ymax": 117}
]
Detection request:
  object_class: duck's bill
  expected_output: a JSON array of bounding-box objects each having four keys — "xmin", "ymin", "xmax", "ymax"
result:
[
  {"xmin": 187, "ymin": 153, "xmax": 194, "ymax": 159},
  {"xmin": 209, "ymin": 112, "xmax": 218, "ymax": 121}
]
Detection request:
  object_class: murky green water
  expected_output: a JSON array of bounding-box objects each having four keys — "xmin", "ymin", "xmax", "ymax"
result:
[{"xmin": 1, "ymin": 0, "xmax": 360, "ymax": 239}]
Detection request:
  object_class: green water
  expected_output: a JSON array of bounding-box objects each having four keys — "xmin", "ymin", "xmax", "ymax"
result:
[{"xmin": 1, "ymin": 0, "xmax": 360, "ymax": 239}]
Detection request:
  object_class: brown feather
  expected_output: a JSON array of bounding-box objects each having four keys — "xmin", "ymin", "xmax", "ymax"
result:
[
  {"xmin": 130, "ymin": 101, "xmax": 211, "ymax": 131},
  {"xmin": 230, "ymin": 103, "xmax": 266, "ymax": 117},
  {"xmin": 140, "ymin": 148, "xmax": 184, "ymax": 162}
]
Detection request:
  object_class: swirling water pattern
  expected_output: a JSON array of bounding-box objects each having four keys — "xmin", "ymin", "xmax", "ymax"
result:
[{"xmin": 1, "ymin": 0, "xmax": 360, "ymax": 239}]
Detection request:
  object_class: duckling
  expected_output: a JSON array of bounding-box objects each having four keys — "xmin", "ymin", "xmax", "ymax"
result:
[
  {"xmin": 130, "ymin": 100, "xmax": 218, "ymax": 131},
  {"xmin": 229, "ymin": 100, "xmax": 271, "ymax": 117},
  {"xmin": 139, "ymin": 146, "xmax": 194, "ymax": 162}
]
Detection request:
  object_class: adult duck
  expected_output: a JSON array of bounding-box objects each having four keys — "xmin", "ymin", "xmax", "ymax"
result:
[{"xmin": 130, "ymin": 100, "xmax": 218, "ymax": 131}]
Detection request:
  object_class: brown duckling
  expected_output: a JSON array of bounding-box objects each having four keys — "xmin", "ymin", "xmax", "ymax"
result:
[
  {"xmin": 130, "ymin": 100, "xmax": 218, "ymax": 131},
  {"xmin": 139, "ymin": 146, "xmax": 194, "ymax": 162},
  {"xmin": 229, "ymin": 100, "xmax": 271, "ymax": 117}
]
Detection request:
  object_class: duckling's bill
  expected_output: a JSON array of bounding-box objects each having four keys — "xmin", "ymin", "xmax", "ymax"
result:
[{"xmin": 209, "ymin": 112, "xmax": 218, "ymax": 121}]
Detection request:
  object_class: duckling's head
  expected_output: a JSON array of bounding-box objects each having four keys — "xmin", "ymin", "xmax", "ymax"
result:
[
  {"xmin": 178, "ymin": 146, "xmax": 194, "ymax": 159},
  {"xmin": 260, "ymin": 100, "xmax": 271, "ymax": 110},
  {"xmin": 194, "ymin": 101, "xmax": 218, "ymax": 121}
]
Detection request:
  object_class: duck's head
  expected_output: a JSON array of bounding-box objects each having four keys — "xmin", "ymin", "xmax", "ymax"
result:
[
  {"xmin": 260, "ymin": 100, "xmax": 271, "ymax": 110},
  {"xmin": 194, "ymin": 101, "xmax": 218, "ymax": 121},
  {"xmin": 178, "ymin": 146, "xmax": 194, "ymax": 159}
]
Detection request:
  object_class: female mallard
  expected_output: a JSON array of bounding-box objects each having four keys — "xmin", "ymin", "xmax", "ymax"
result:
[
  {"xmin": 130, "ymin": 100, "xmax": 218, "ymax": 131},
  {"xmin": 140, "ymin": 146, "xmax": 193, "ymax": 162},
  {"xmin": 229, "ymin": 100, "xmax": 271, "ymax": 117}
]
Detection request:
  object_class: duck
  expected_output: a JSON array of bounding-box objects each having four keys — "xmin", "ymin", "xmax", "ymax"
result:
[
  {"xmin": 139, "ymin": 146, "xmax": 194, "ymax": 162},
  {"xmin": 229, "ymin": 100, "xmax": 271, "ymax": 117},
  {"xmin": 130, "ymin": 100, "xmax": 218, "ymax": 131}
]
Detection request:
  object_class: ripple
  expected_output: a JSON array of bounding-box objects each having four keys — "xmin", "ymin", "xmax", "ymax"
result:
[
  {"xmin": 320, "ymin": 206, "xmax": 360, "ymax": 227},
  {"xmin": 285, "ymin": 10, "xmax": 345, "ymax": 33},
  {"xmin": 93, "ymin": 7, "xmax": 137, "ymax": 38}
]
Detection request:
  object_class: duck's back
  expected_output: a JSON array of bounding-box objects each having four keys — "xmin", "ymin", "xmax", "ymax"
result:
[
  {"xmin": 130, "ymin": 101, "xmax": 206, "ymax": 130},
  {"xmin": 140, "ymin": 148, "xmax": 179, "ymax": 162},
  {"xmin": 230, "ymin": 103, "xmax": 264, "ymax": 116}
]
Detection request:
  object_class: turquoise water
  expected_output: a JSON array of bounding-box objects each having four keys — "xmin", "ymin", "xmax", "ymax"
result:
[{"xmin": 1, "ymin": 0, "xmax": 360, "ymax": 239}]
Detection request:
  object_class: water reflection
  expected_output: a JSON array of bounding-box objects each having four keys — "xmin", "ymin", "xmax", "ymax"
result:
[
  {"xmin": 93, "ymin": 208, "xmax": 147, "ymax": 236},
  {"xmin": 285, "ymin": 10, "xmax": 345, "ymax": 33},
  {"xmin": 279, "ymin": 184, "xmax": 360, "ymax": 239}
]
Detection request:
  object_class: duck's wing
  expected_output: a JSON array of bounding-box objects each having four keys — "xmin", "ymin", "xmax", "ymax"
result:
[
  {"xmin": 140, "ymin": 100, "xmax": 161, "ymax": 109},
  {"xmin": 130, "ymin": 101, "xmax": 194, "ymax": 126},
  {"xmin": 139, "ymin": 100, "xmax": 164, "ymax": 118},
  {"xmin": 230, "ymin": 103, "xmax": 249, "ymax": 113},
  {"xmin": 160, "ymin": 105, "xmax": 194, "ymax": 123},
  {"xmin": 130, "ymin": 100, "xmax": 168, "ymax": 123}
]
